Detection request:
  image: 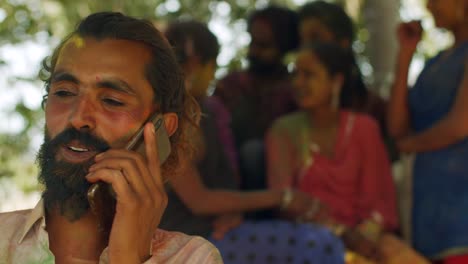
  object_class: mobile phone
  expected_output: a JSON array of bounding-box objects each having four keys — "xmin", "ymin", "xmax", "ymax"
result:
[
  {"xmin": 87, "ymin": 113, "xmax": 171, "ymax": 216},
  {"xmin": 125, "ymin": 113, "xmax": 171, "ymax": 163}
]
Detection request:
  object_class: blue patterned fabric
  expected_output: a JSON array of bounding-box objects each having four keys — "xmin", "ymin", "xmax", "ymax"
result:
[
  {"xmin": 409, "ymin": 42, "xmax": 468, "ymax": 258},
  {"xmin": 211, "ymin": 220, "xmax": 345, "ymax": 264}
]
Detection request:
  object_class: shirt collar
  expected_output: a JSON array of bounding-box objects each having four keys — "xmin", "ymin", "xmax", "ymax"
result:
[{"xmin": 18, "ymin": 199, "xmax": 46, "ymax": 244}]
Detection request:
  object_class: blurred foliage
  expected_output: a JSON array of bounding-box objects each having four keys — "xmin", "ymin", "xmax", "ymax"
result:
[
  {"xmin": 0, "ymin": 0, "xmax": 305, "ymax": 43},
  {"xmin": 0, "ymin": 0, "xmax": 311, "ymax": 74},
  {"xmin": 0, "ymin": 98, "xmax": 43, "ymax": 180}
]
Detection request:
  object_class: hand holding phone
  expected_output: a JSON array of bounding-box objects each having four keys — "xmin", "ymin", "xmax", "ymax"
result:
[
  {"xmin": 87, "ymin": 113, "xmax": 171, "ymax": 223},
  {"xmin": 84, "ymin": 113, "xmax": 172, "ymax": 260},
  {"xmin": 124, "ymin": 113, "xmax": 171, "ymax": 163}
]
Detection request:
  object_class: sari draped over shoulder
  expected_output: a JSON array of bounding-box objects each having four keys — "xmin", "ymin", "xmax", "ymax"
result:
[
  {"xmin": 408, "ymin": 42, "xmax": 468, "ymax": 259},
  {"xmin": 267, "ymin": 111, "xmax": 398, "ymax": 230}
]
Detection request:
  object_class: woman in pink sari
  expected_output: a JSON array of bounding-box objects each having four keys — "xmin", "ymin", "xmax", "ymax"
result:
[{"xmin": 266, "ymin": 42, "xmax": 399, "ymax": 260}]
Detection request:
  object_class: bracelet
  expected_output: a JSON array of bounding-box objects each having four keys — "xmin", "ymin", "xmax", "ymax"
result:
[
  {"xmin": 280, "ymin": 188, "xmax": 293, "ymax": 211},
  {"xmin": 330, "ymin": 223, "xmax": 348, "ymax": 237},
  {"xmin": 356, "ymin": 212, "xmax": 384, "ymax": 242}
]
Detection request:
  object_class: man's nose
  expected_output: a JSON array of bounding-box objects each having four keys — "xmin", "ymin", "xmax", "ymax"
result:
[{"xmin": 69, "ymin": 95, "xmax": 96, "ymax": 131}]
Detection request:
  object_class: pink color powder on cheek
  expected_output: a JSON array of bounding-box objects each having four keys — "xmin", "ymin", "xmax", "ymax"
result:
[
  {"xmin": 109, "ymin": 110, "xmax": 151, "ymax": 149},
  {"xmin": 128, "ymin": 108, "xmax": 151, "ymax": 123},
  {"xmin": 104, "ymin": 110, "xmax": 145, "ymax": 128},
  {"xmin": 95, "ymin": 76, "xmax": 101, "ymax": 82},
  {"xmin": 107, "ymin": 108, "xmax": 150, "ymax": 137}
]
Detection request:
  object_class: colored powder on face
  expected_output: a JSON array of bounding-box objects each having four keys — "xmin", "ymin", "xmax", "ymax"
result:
[
  {"xmin": 70, "ymin": 35, "xmax": 85, "ymax": 48},
  {"xmin": 117, "ymin": 111, "xmax": 155, "ymax": 148}
]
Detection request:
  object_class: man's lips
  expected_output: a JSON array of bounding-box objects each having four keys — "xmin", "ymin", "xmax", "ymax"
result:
[{"xmin": 58, "ymin": 141, "xmax": 99, "ymax": 163}]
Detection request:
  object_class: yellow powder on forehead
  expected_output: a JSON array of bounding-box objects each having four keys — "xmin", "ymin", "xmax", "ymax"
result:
[{"xmin": 69, "ymin": 35, "xmax": 85, "ymax": 48}]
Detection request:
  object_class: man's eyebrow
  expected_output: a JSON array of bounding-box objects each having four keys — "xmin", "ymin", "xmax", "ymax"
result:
[
  {"xmin": 51, "ymin": 71, "xmax": 136, "ymax": 95},
  {"xmin": 97, "ymin": 78, "xmax": 136, "ymax": 95},
  {"xmin": 50, "ymin": 71, "xmax": 80, "ymax": 84}
]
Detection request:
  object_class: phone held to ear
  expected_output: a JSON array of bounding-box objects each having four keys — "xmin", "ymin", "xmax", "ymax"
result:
[
  {"xmin": 87, "ymin": 113, "xmax": 171, "ymax": 219},
  {"xmin": 123, "ymin": 113, "xmax": 171, "ymax": 163}
]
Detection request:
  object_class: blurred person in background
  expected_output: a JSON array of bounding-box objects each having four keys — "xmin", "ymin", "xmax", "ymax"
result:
[
  {"xmin": 214, "ymin": 5, "xmax": 299, "ymax": 199},
  {"xmin": 266, "ymin": 42, "xmax": 400, "ymax": 262},
  {"xmin": 297, "ymin": 1, "xmax": 398, "ymax": 162},
  {"xmin": 163, "ymin": 20, "xmax": 345, "ymax": 264},
  {"xmin": 388, "ymin": 0, "xmax": 468, "ymax": 263}
]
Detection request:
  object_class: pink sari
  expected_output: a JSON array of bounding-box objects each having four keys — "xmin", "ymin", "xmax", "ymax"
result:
[{"xmin": 267, "ymin": 111, "xmax": 398, "ymax": 230}]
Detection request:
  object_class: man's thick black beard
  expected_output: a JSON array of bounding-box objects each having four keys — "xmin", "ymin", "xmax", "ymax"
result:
[{"xmin": 36, "ymin": 128, "xmax": 110, "ymax": 222}]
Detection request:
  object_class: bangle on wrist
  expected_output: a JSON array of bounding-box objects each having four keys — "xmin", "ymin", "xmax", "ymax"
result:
[
  {"xmin": 357, "ymin": 212, "xmax": 384, "ymax": 242},
  {"xmin": 280, "ymin": 188, "xmax": 293, "ymax": 211},
  {"xmin": 331, "ymin": 224, "xmax": 348, "ymax": 237}
]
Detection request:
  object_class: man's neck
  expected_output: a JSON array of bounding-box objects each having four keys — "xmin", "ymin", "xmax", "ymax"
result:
[{"xmin": 46, "ymin": 208, "xmax": 107, "ymax": 262}]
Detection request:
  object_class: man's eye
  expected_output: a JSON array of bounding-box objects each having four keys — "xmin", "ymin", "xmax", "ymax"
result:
[
  {"xmin": 102, "ymin": 98, "xmax": 124, "ymax": 106},
  {"xmin": 53, "ymin": 90, "xmax": 75, "ymax": 97}
]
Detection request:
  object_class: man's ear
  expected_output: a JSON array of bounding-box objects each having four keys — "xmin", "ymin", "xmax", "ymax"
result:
[{"xmin": 162, "ymin": 113, "xmax": 178, "ymax": 136}]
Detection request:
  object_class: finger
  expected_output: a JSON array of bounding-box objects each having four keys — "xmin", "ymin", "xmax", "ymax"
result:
[
  {"xmin": 144, "ymin": 122, "xmax": 163, "ymax": 188},
  {"xmin": 95, "ymin": 138, "xmax": 166, "ymax": 208},
  {"xmin": 94, "ymin": 149, "xmax": 156, "ymax": 193},
  {"xmin": 87, "ymin": 168, "xmax": 134, "ymax": 202},
  {"xmin": 89, "ymin": 155, "xmax": 153, "ymax": 198}
]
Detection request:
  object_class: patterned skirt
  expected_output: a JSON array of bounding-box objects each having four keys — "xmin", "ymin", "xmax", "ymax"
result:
[{"xmin": 210, "ymin": 220, "xmax": 345, "ymax": 264}]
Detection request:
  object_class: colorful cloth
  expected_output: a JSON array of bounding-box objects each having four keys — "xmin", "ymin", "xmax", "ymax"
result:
[
  {"xmin": 408, "ymin": 41, "xmax": 468, "ymax": 259},
  {"xmin": 211, "ymin": 220, "xmax": 345, "ymax": 264},
  {"xmin": 160, "ymin": 99, "xmax": 345, "ymax": 264},
  {"xmin": 266, "ymin": 111, "xmax": 398, "ymax": 230},
  {"xmin": 0, "ymin": 200, "xmax": 222, "ymax": 263}
]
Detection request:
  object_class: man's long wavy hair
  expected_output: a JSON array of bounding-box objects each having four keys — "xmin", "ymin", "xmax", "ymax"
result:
[{"xmin": 39, "ymin": 12, "xmax": 200, "ymax": 178}]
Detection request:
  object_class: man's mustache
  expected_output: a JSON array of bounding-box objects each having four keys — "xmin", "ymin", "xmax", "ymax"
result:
[{"xmin": 49, "ymin": 127, "xmax": 110, "ymax": 153}]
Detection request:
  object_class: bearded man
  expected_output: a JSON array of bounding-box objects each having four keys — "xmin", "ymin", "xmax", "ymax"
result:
[{"xmin": 0, "ymin": 12, "xmax": 221, "ymax": 264}]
